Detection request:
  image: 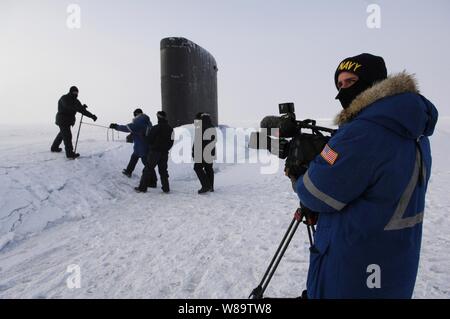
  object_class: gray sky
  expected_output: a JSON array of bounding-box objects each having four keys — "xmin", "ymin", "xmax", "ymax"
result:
[{"xmin": 1, "ymin": 0, "xmax": 449, "ymax": 126}]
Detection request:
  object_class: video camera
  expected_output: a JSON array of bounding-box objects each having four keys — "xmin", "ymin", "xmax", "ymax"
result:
[{"xmin": 249, "ymin": 103, "xmax": 336, "ymax": 177}]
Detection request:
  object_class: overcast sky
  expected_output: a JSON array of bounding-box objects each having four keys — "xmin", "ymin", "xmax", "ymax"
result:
[{"xmin": 1, "ymin": 0, "xmax": 449, "ymax": 127}]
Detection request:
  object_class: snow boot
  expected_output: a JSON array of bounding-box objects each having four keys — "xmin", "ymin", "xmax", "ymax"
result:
[
  {"xmin": 51, "ymin": 147, "xmax": 62, "ymax": 153},
  {"xmin": 134, "ymin": 187, "xmax": 147, "ymax": 193},
  {"xmin": 122, "ymin": 169, "xmax": 132, "ymax": 178},
  {"xmin": 198, "ymin": 187, "xmax": 210, "ymax": 194},
  {"xmin": 67, "ymin": 153, "xmax": 80, "ymax": 160},
  {"xmin": 162, "ymin": 187, "xmax": 170, "ymax": 194}
]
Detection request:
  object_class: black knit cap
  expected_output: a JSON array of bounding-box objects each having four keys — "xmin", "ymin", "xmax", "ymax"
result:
[
  {"xmin": 195, "ymin": 112, "xmax": 203, "ymax": 120},
  {"xmin": 133, "ymin": 108, "xmax": 143, "ymax": 116},
  {"xmin": 69, "ymin": 86, "xmax": 79, "ymax": 93},
  {"xmin": 157, "ymin": 111, "xmax": 167, "ymax": 119},
  {"xmin": 334, "ymin": 53, "xmax": 387, "ymax": 89}
]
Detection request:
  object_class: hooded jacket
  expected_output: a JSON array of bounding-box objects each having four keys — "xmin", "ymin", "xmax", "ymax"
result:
[
  {"xmin": 55, "ymin": 93, "xmax": 95, "ymax": 126},
  {"xmin": 296, "ymin": 72, "xmax": 438, "ymax": 298},
  {"xmin": 115, "ymin": 114, "xmax": 151, "ymax": 158},
  {"xmin": 145, "ymin": 117, "xmax": 174, "ymax": 153}
]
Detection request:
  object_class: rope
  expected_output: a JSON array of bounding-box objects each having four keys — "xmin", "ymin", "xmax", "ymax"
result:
[
  {"xmin": 81, "ymin": 122, "xmax": 110, "ymax": 129},
  {"xmin": 79, "ymin": 121, "xmax": 122, "ymax": 142}
]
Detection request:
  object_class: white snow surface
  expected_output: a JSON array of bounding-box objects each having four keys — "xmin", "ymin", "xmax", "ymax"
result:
[{"xmin": 0, "ymin": 120, "xmax": 449, "ymax": 299}]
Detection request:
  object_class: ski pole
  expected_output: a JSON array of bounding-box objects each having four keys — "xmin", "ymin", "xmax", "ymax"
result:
[
  {"xmin": 249, "ymin": 208, "xmax": 302, "ymax": 299},
  {"xmin": 74, "ymin": 114, "xmax": 84, "ymax": 153}
]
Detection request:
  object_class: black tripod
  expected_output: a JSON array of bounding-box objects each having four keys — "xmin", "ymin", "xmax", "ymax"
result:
[{"xmin": 249, "ymin": 206, "xmax": 317, "ymax": 299}]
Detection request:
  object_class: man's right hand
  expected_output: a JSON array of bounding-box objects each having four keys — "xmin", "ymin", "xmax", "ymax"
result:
[
  {"xmin": 300, "ymin": 202, "xmax": 319, "ymax": 226},
  {"xmin": 285, "ymin": 165, "xmax": 308, "ymax": 180},
  {"xmin": 109, "ymin": 123, "xmax": 118, "ymax": 129},
  {"xmin": 91, "ymin": 115, "xmax": 98, "ymax": 122}
]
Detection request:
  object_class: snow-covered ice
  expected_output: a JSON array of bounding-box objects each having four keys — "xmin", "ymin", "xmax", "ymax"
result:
[{"xmin": 0, "ymin": 119, "xmax": 449, "ymax": 298}]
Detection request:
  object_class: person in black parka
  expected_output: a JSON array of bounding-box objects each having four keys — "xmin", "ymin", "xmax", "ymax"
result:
[
  {"xmin": 192, "ymin": 112, "xmax": 217, "ymax": 194},
  {"xmin": 136, "ymin": 111, "xmax": 174, "ymax": 193},
  {"xmin": 51, "ymin": 86, "xmax": 98, "ymax": 159}
]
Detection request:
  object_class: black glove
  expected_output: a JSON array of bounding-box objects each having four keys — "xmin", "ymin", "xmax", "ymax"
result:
[
  {"xmin": 83, "ymin": 104, "xmax": 88, "ymax": 109},
  {"xmin": 109, "ymin": 123, "xmax": 118, "ymax": 129},
  {"xmin": 91, "ymin": 114, "xmax": 97, "ymax": 122},
  {"xmin": 300, "ymin": 202, "xmax": 319, "ymax": 226},
  {"xmin": 126, "ymin": 134, "xmax": 133, "ymax": 143},
  {"xmin": 285, "ymin": 164, "xmax": 308, "ymax": 181},
  {"xmin": 285, "ymin": 165, "xmax": 308, "ymax": 192}
]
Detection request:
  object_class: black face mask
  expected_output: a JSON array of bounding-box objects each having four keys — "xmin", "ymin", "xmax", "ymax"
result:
[
  {"xmin": 335, "ymin": 80, "xmax": 370, "ymax": 109},
  {"xmin": 71, "ymin": 92, "xmax": 79, "ymax": 99}
]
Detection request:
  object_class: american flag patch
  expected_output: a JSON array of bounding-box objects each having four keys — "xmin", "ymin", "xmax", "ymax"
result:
[{"xmin": 321, "ymin": 144, "xmax": 339, "ymax": 165}]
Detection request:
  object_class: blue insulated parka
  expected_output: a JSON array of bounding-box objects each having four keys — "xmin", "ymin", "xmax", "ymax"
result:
[
  {"xmin": 296, "ymin": 73, "xmax": 438, "ymax": 299},
  {"xmin": 116, "ymin": 113, "xmax": 152, "ymax": 158}
]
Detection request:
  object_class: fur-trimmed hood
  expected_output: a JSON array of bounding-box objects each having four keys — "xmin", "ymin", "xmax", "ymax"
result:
[
  {"xmin": 335, "ymin": 72, "xmax": 419, "ymax": 125},
  {"xmin": 334, "ymin": 72, "xmax": 438, "ymax": 139}
]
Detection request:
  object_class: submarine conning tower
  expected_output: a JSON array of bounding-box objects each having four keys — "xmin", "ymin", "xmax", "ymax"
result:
[{"xmin": 161, "ymin": 37, "xmax": 219, "ymax": 127}]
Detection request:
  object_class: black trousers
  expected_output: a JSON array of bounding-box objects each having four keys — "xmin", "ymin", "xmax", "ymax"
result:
[
  {"xmin": 194, "ymin": 162, "xmax": 214, "ymax": 190},
  {"xmin": 126, "ymin": 153, "xmax": 157, "ymax": 184},
  {"xmin": 51, "ymin": 125, "xmax": 74, "ymax": 156},
  {"xmin": 125, "ymin": 153, "xmax": 141, "ymax": 174},
  {"xmin": 139, "ymin": 151, "xmax": 169, "ymax": 191}
]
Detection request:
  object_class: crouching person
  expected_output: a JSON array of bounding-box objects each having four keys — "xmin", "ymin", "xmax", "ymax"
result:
[{"xmin": 135, "ymin": 111, "xmax": 174, "ymax": 193}]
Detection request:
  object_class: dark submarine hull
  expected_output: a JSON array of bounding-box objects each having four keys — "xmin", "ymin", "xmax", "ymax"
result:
[{"xmin": 161, "ymin": 37, "xmax": 218, "ymax": 127}]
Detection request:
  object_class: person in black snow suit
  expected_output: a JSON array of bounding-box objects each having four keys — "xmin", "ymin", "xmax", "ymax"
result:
[
  {"xmin": 51, "ymin": 86, "xmax": 98, "ymax": 159},
  {"xmin": 109, "ymin": 108, "xmax": 152, "ymax": 178},
  {"xmin": 192, "ymin": 112, "xmax": 217, "ymax": 194},
  {"xmin": 135, "ymin": 111, "xmax": 174, "ymax": 193}
]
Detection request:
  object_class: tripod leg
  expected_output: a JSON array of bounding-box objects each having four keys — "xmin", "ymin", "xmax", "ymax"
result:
[
  {"xmin": 249, "ymin": 217, "xmax": 296, "ymax": 299},
  {"xmin": 306, "ymin": 225, "xmax": 314, "ymax": 248},
  {"xmin": 261, "ymin": 218, "xmax": 301, "ymax": 296},
  {"xmin": 307, "ymin": 225, "xmax": 319, "ymax": 253}
]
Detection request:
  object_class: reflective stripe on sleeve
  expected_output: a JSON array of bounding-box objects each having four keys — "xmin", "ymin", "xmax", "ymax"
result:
[{"xmin": 303, "ymin": 171, "xmax": 346, "ymax": 211}]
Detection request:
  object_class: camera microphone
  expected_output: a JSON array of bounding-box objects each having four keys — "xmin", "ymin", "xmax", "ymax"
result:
[
  {"xmin": 260, "ymin": 116, "xmax": 298, "ymax": 138},
  {"xmin": 260, "ymin": 116, "xmax": 282, "ymax": 132}
]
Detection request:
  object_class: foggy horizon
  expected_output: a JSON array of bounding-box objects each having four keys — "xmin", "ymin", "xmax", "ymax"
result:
[{"xmin": 1, "ymin": 0, "xmax": 449, "ymax": 127}]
